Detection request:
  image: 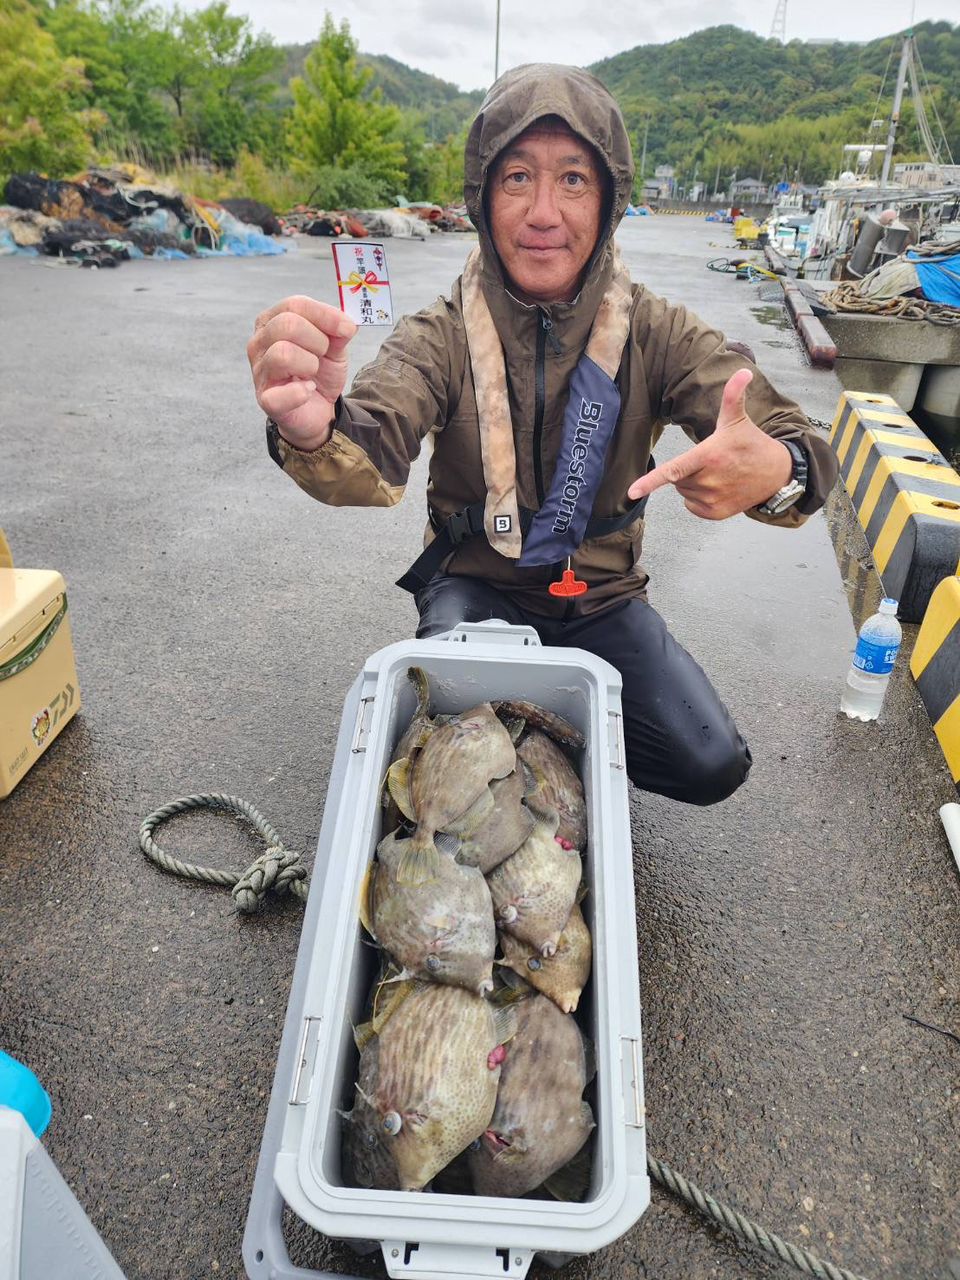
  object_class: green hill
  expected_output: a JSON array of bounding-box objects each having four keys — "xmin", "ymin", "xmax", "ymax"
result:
[
  {"xmin": 276, "ymin": 43, "xmax": 483, "ymax": 140},
  {"xmin": 589, "ymin": 22, "xmax": 959, "ymax": 185},
  {"xmin": 276, "ymin": 21, "xmax": 958, "ymax": 188}
]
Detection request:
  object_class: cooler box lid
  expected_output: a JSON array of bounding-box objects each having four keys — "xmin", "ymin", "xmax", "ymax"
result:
[{"xmin": 0, "ymin": 570, "xmax": 66, "ymax": 665}]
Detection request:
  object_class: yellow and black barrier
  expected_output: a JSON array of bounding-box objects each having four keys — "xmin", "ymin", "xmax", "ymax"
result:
[
  {"xmin": 830, "ymin": 390, "xmax": 960, "ymax": 622},
  {"xmin": 910, "ymin": 576, "xmax": 960, "ymax": 787}
]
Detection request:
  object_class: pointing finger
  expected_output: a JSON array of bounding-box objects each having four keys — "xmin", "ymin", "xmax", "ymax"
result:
[{"xmin": 627, "ymin": 443, "xmax": 708, "ymax": 501}]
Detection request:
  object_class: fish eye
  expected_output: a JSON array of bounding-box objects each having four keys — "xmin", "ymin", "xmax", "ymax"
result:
[
  {"xmin": 425, "ymin": 954, "xmax": 442, "ymax": 973},
  {"xmin": 364, "ymin": 1130, "xmax": 378, "ymax": 1149},
  {"xmin": 383, "ymin": 1110, "xmax": 403, "ymax": 1136},
  {"xmin": 527, "ymin": 956, "xmax": 542, "ymax": 971},
  {"xmin": 469, "ymin": 1138, "xmax": 481, "ymax": 1151}
]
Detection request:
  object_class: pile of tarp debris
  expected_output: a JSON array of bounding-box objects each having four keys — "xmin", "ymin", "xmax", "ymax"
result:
[
  {"xmin": 0, "ymin": 167, "xmax": 476, "ymax": 267},
  {"xmin": 0, "ymin": 166, "xmax": 286, "ymax": 266},
  {"xmin": 285, "ymin": 202, "xmax": 473, "ymax": 239}
]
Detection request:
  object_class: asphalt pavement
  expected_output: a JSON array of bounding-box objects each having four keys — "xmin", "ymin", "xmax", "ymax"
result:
[{"xmin": 1, "ymin": 216, "xmax": 958, "ymax": 1280}]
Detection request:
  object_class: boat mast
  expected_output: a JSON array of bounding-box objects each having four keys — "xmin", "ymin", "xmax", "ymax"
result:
[{"xmin": 880, "ymin": 33, "xmax": 911, "ymax": 184}]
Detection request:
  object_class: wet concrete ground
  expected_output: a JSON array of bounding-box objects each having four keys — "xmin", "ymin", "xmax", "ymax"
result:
[{"xmin": 1, "ymin": 216, "xmax": 958, "ymax": 1280}]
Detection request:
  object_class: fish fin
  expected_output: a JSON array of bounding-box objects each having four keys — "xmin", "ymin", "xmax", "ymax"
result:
[
  {"xmin": 386, "ymin": 758, "xmax": 416, "ymax": 821},
  {"xmin": 575, "ymin": 881, "xmax": 589, "ymax": 905},
  {"xmin": 407, "ymin": 666, "xmax": 431, "ymax": 717},
  {"xmin": 502, "ymin": 715, "xmax": 526, "ymax": 744},
  {"xmin": 435, "ymin": 829, "xmax": 461, "ymax": 858},
  {"xmin": 523, "ymin": 803, "xmax": 561, "ymax": 837},
  {"xmin": 395, "ymin": 837, "xmax": 442, "ymax": 886},
  {"xmin": 491, "ymin": 1003, "xmax": 518, "ymax": 1047},
  {"xmin": 543, "ymin": 1140, "xmax": 593, "ymax": 1202},
  {"xmin": 371, "ymin": 975, "xmax": 422, "ymax": 1033},
  {"xmin": 494, "ymin": 1143, "xmax": 527, "ymax": 1165},
  {"xmin": 353, "ymin": 1019, "xmax": 376, "ymax": 1052},
  {"xmin": 358, "ymin": 861, "xmax": 379, "ymax": 938},
  {"xmin": 408, "ymin": 723, "xmax": 436, "ymax": 754},
  {"xmin": 446, "ymin": 786, "xmax": 495, "ymax": 837},
  {"xmin": 580, "ymin": 1032, "xmax": 597, "ymax": 1085},
  {"xmin": 491, "ymin": 967, "xmax": 531, "ymax": 1002},
  {"xmin": 518, "ymin": 760, "xmax": 539, "ymax": 797}
]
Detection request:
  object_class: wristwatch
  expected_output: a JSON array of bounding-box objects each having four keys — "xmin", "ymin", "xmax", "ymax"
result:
[{"xmin": 756, "ymin": 439, "xmax": 809, "ymax": 516}]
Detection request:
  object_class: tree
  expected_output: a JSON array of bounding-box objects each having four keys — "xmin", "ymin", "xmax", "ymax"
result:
[
  {"xmin": 286, "ymin": 13, "xmax": 407, "ymax": 202},
  {"xmin": 169, "ymin": 3, "xmax": 283, "ymax": 165},
  {"xmin": 0, "ymin": 0, "xmax": 100, "ymax": 181}
]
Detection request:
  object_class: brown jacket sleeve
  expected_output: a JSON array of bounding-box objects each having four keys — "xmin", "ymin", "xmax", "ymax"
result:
[
  {"xmin": 277, "ymin": 293, "xmax": 467, "ymax": 508},
  {"xmin": 637, "ymin": 292, "xmax": 838, "ymax": 524}
]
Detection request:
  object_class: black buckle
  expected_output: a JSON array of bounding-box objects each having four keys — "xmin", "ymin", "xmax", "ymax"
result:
[{"xmin": 445, "ymin": 507, "xmax": 483, "ymax": 547}]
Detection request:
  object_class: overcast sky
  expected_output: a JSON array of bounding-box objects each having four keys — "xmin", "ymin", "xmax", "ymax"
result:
[{"xmin": 170, "ymin": 0, "xmax": 955, "ymax": 91}]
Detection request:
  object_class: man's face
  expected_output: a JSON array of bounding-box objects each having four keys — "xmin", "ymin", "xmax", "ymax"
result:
[{"xmin": 488, "ymin": 122, "xmax": 605, "ymax": 305}]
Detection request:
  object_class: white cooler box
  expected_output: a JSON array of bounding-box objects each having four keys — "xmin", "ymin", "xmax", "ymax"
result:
[{"xmin": 243, "ymin": 622, "xmax": 649, "ymax": 1280}]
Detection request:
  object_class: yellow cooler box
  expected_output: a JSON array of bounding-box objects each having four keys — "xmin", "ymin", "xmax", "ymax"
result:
[{"xmin": 0, "ymin": 568, "xmax": 81, "ymax": 798}]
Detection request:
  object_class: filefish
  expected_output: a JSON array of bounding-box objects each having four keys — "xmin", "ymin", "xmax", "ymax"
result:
[
  {"xmin": 346, "ymin": 982, "xmax": 515, "ymax": 1192},
  {"xmin": 388, "ymin": 703, "xmax": 516, "ymax": 885},
  {"xmin": 342, "ymin": 1037, "xmax": 402, "ymax": 1191},
  {"xmin": 455, "ymin": 766, "xmax": 536, "ymax": 875},
  {"xmin": 517, "ymin": 730, "xmax": 587, "ymax": 851},
  {"xmin": 494, "ymin": 701, "xmax": 585, "ymax": 751},
  {"xmin": 382, "ymin": 667, "xmax": 436, "ymax": 832},
  {"xmin": 498, "ymin": 902, "xmax": 592, "ymax": 1013},
  {"xmin": 468, "ymin": 987, "xmax": 595, "ymax": 1199},
  {"xmin": 365, "ymin": 830, "xmax": 496, "ymax": 996},
  {"xmin": 487, "ymin": 811, "xmax": 582, "ymax": 957}
]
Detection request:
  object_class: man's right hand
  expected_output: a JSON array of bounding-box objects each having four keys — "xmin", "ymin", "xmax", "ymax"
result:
[{"xmin": 247, "ymin": 296, "xmax": 357, "ymax": 452}]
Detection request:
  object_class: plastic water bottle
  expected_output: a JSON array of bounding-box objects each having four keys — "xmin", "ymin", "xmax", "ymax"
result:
[{"xmin": 840, "ymin": 598, "xmax": 902, "ymax": 721}]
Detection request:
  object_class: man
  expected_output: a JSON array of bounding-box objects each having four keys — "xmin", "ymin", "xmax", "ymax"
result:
[{"xmin": 247, "ymin": 64, "xmax": 838, "ymax": 806}]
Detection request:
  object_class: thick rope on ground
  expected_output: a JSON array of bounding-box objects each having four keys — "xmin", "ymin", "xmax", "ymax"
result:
[
  {"xmin": 648, "ymin": 1154, "xmax": 873, "ymax": 1280},
  {"xmin": 138, "ymin": 793, "xmax": 308, "ymax": 911},
  {"xmin": 822, "ymin": 281, "xmax": 960, "ymax": 326}
]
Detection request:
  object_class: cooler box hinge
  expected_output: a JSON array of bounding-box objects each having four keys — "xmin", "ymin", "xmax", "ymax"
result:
[
  {"xmin": 620, "ymin": 1036, "xmax": 645, "ymax": 1128},
  {"xmin": 289, "ymin": 1017, "xmax": 322, "ymax": 1106},
  {"xmin": 351, "ymin": 696, "xmax": 376, "ymax": 754}
]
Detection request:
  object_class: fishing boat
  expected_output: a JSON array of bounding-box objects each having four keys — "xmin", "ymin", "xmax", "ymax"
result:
[
  {"xmin": 776, "ymin": 31, "xmax": 960, "ymax": 446},
  {"xmin": 798, "ymin": 31, "xmax": 959, "ymax": 283}
]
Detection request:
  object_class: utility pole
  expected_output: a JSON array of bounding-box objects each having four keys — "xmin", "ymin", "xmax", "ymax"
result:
[
  {"xmin": 880, "ymin": 34, "xmax": 911, "ymax": 184},
  {"xmin": 713, "ymin": 156, "xmax": 721, "ymax": 196},
  {"xmin": 494, "ymin": 0, "xmax": 501, "ymax": 81},
  {"xmin": 639, "ymin": 119, "xmax": 649, "ymax": 187}
]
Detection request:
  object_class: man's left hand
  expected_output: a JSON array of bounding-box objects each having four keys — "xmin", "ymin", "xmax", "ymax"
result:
[{"xmin": 627, "ymin": 369, "xmax": 794, "ymax": 520}]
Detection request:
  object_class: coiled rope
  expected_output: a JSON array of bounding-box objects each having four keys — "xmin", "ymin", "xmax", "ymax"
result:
[
  {"xmin": 139, "ymin": 793, "xmax": 308, "ymax": 912},
  {"xmin": 139, "ymin": 794, "xmax": 874, "ymax": 1279},
  {"xmin": 823, "ymin": 281, "xmax": 960, "ymax": 326}
]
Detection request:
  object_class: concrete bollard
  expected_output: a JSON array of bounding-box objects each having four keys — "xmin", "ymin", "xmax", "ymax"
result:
[{"xmin": 830, "ymin": 391, "xmax": 960, "ymax": 622}]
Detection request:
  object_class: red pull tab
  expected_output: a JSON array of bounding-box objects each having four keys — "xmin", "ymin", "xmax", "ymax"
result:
[{"xmin": 548, "ymin": 568, "xmax": 588, "ymax": 598}]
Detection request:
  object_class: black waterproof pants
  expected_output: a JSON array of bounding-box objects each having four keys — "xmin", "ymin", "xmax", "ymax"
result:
[{"xmin": 415, "ymin": 575, "xmax": 751, "ymax": 806}]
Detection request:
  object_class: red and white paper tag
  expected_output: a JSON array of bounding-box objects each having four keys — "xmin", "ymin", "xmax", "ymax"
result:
[{"xmin": 331, "ymin": 240, "xmax": 393, "ymax": 327}]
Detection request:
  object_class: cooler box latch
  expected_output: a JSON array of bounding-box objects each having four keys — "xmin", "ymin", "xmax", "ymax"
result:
[
  {"xmin": 381, "ymin": 1242, "xmax": 533, "ymax": 1280},
  {"xmin": 444, "ymin": 621, "xmax": 541, "ymax": 648}
]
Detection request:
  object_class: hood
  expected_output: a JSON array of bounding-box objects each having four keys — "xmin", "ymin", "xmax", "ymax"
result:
[{"xmin": 464, "ymin": 63, "xmax": 635, "ymax": 302}]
